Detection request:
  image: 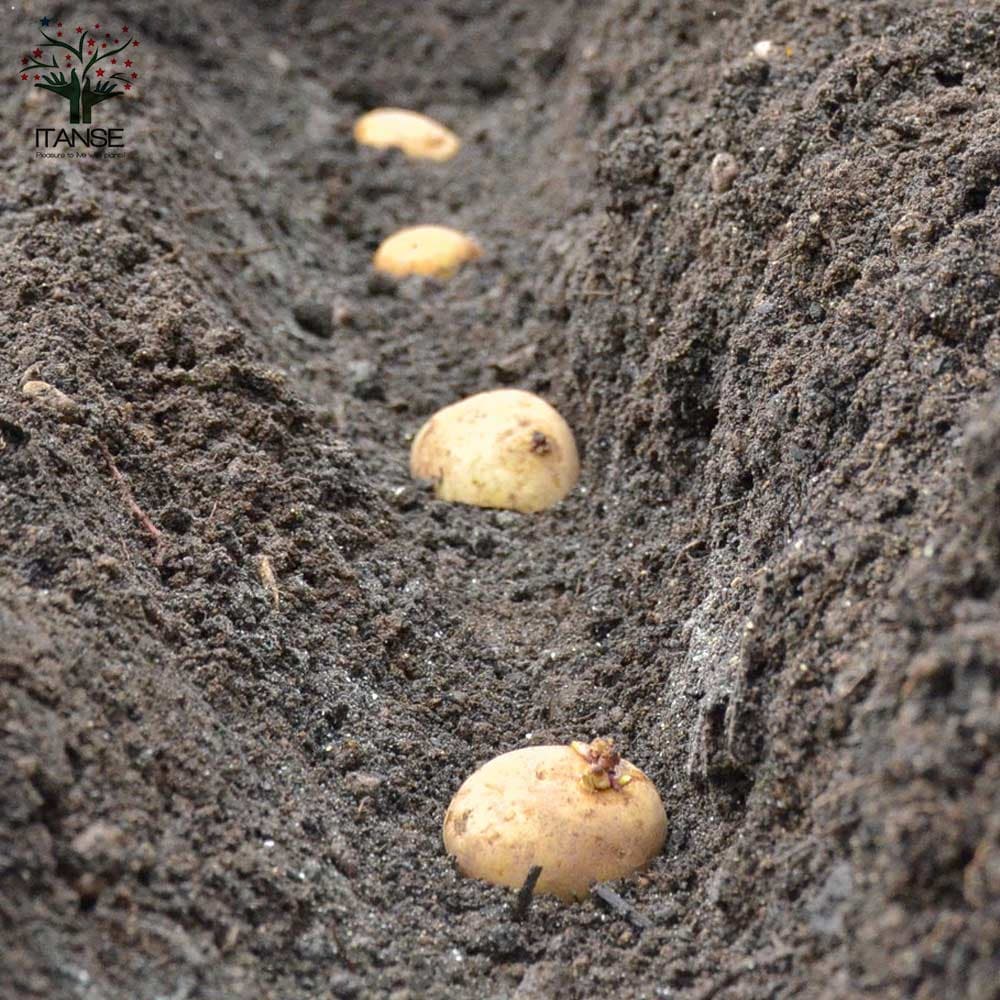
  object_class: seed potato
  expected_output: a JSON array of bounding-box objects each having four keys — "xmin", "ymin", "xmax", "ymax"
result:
[
  {"xmin": 410, "ymin": 388, "xmax": 579, "ymax": 512},
  {"xmin": 353, "ymin": 108, "xmax": 461, "ymax": 161},
  {"xmin": 373, "ymin": 225, "xmax": 482, "ymax": 280},
  {"xmin": 442, "ymin": 741, "xmax": 667, "ymax": 901}
]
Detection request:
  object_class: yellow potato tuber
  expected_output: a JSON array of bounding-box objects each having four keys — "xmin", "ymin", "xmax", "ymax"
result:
[
  {"xmin": 442, "ymin": 740, "xmax": 667, "ymax": 901},
  {"xmin": 373, "ymin": 225, "xmax": 482, "ymax": 280},
  {"xmin": 353, "ymin": 108, "xmax": 461, "ymax": 162},
  {"xmin": 410, "ymin": 389, "xmax": 578, "ymax": 512}
]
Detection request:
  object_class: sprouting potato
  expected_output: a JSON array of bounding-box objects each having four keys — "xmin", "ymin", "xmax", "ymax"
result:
[
  {"xmin": 353, "ymin": 108, "xmax": 461, "ymax": 162},
  {"xmin": 410, "ymin": 388, "xmax": 579, "ymax": 513},
  {"xmin": 442, "ymin": 739, "xmax": 667, "ymax": 901},
  {"xmin": 373, "ymin": 225, "xmax": 482, "ymax": 280}
]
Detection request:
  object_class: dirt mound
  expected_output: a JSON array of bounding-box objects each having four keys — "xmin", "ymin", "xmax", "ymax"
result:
[{"xmin": 2, "ymin": 1, "xmax": 998, "ymax": 997}]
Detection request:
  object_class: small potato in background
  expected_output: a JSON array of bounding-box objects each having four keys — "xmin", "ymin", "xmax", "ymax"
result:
[
  {"xmin": 353, "ymin": 108, "xmax": 461, "ymax": 161},
  {"xmin": 410, "ymin": 388, "xmax": 579, "ymax": 513},
  {"xmin": 373, "ymin": 225, "xmax": 482, "ymax": 280}
]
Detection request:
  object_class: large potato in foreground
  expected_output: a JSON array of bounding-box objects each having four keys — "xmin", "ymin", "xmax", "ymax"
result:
[
  {"xmin": 373, "ymin": 225, "xmax": 482, "ymax": 280},
  {"xmin": 410, "ymin": 389, "xmax": 579, "ymax": 512},
  {"xmin": 353, "ymin": 108, "xmax": 460, "ymax": 161},
  {"xmin": 443, "ymin": 741, "xmax": 667, "ymax": 901}
]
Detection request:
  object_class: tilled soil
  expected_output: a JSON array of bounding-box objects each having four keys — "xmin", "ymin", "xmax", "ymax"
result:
[{"xmin": 2, "ymin": 1, "xmax": 999, "ymax": 998}]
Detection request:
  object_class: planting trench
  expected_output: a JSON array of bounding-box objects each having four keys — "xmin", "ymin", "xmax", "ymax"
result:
[{"xmin": 2, "ymin": 1, "xmax": 999, "ymax": 998}]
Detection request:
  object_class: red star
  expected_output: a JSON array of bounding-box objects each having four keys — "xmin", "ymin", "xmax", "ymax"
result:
[
  {"xmin": 20, "ymin": 56, "xmax": 28, "ymax": 64},
  {"xmin": 94, "ymin": 23, "xmax": 100, "ymax": 28},
  {"xmin": 57, "ymin": 21, "xmax": 62, "ymax": 27},
  {"xmin": 131, "ymin": 72, "xmax": 138, "ymax": 78},
  {"xmin": 105, "ymin": 33, "xmax": 110, "ymax": 38},
  {"xmin": 111, "ymin": 58, "xmax": 117, "ymax": 64},
  {"xmin": 96, "ymin": 68, "xmax": 105, "ymax": 76},
  {"xmin": 20, "ymin": 72, "xmax": 28, "ymax": 80},
  {"xmin": 76, "ymin": 26, "xmax": 83, "ymax": 33},
  {"xmin": 124, "ymin": 83, "xmax": 131, "ymax": 90},
  {"xmin": 57, "ymin": 31, "xmax": 63, "ymax": 37},
  {"xmin": 34, "ymin": 73, "xmax": 40, "ymax": 79},
  {"xmin": 102, "ymin": 43, "xmax": 107, "ymax": 49},
  {"xmin": 114, "ymin": 38, "xmax": 119, "ymax": 43},
  {"xmin": 32, "ymin": 48, "xmax": 42, "ymax": 57},
  {"xmin": 122, "ymin": 25, "xmax": 129, "ymax": 32},
  {"xmin": 132, "ymin": 40, "xmax": 140, "ymax": 47},
  {"xmin": 124, "ymin": 59, "xmax": 133, "ymax": 67}
]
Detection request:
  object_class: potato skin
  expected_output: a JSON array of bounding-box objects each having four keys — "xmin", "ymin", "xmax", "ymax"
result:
[
  {"xmin": 353, "ymin": 108, "xmax": 460, "ymax": 161},
  {"xmin": 410, "ymin": 389, "xmax": 579, "ymax": 512},
  {"xmin": 442, "ymin": 745, "xmax": 667, "ymax": 901},
  {"xmin": 373, "ymin": 225, "xmax": 482, "ymax": 280}
]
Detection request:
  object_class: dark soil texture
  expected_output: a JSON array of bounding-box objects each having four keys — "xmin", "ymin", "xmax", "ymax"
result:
[{"xmin": 2, "ymin": 1, "xmax": 999, "ymax": 997}]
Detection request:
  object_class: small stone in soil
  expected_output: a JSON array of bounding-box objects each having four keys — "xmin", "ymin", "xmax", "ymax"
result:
[
  {"xmin": 293, "ymin": 300, "xmax": 334, "ymax": 338},
  {"xmin": 709, "ymin": 152, "xmax": 739, "ymax": 193}
]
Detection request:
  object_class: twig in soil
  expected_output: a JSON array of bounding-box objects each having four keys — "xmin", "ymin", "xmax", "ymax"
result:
[
  {"xmin": 207, "ymin": 244, "xmax": 278, "ymax": 259},
  {"xmin": 710, "ymin": 498, "xmax": 743, "ymax": 512},
  {"xmin": 669, "ymin": 537, "xmax": 706, "ymax": 571},
  {"xmin": 184, "ymin": 204, "xmax": 224, "ymax": 219},
  {"xmin": 257, "ymin": 554, "xmax": 280, "ymax": 609},
  {"xmin": 98, "ymin": 441, "xmax": 164, "ymax": 553},
  {"xmin": 580, "ymin": 270, "xmax": 614, "ymax": 299},
  {"xmin": 590, "ymin": 883, "xmax": 652, "ymax": 931},
  {"xmin": 511, "ymin": 865, "xmax": 543, "ymax": 921}
]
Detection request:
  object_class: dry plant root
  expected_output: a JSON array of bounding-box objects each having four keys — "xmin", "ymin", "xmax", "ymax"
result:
[
  {"xmin": 257, "ymin": 554, "xmax": 280, "ymax": 609},
  {"xmin": 97, "ymin": 440, "xmax": 164, "ymax": 555}
]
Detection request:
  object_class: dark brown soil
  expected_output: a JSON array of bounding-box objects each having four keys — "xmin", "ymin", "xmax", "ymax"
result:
[{"xmin": 2, "ymin": 1, "xmax": 999, "ymax": 997}]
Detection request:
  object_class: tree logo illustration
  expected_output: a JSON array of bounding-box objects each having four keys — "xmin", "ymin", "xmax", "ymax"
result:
[{"xmin": 17, "ymin": 17, "xmax": 141, "ymax": 124}]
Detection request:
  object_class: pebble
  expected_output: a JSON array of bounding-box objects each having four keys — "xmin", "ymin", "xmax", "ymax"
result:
[
  {"xmin": 709, "ymin": 152, "xmax": 740, "ymax": 193},
  {"xmin": 21, "ymin": 379, "xmax": 83, "ymax": 421},
  {"xmin": 293, "ymin": 300, "xmax": 334, "ymax": 338}
]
